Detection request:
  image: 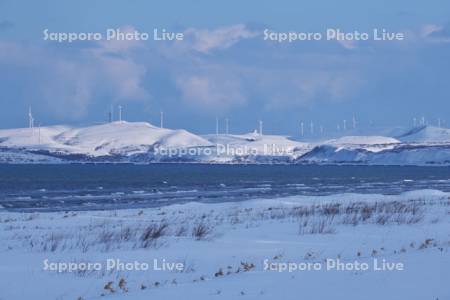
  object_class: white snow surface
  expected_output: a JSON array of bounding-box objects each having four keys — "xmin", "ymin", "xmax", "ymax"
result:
[
  {"xmin": 203, "ymin": 132, "xmax": 310, "ymax": 156},
  {"xmin": 3, "ymin": 123, "xmax": 450, "ymax": 164},
  {"xmin": 0, "ymin": 190, "xmax": 448, "ymax": 300},
  {"xmin": 0, "ymin": 122, "xmax": 212, "ymax": 157},
  {"xmin": 325, "ymin": 135, "xmax": 400, "ymax": 146},
  {"xmin": 398, "ymin": 126, "xmax": 450, "ymax": 143}
]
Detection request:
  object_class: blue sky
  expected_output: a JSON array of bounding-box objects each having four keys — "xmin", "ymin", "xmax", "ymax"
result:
[{"xmin": 1, "ymin": 0, "xmax": 450, "ymax": 136}]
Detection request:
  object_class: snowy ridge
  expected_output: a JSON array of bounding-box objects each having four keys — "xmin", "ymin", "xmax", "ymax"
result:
[
  {"xmin": 203, "ymin": 132, "xmax": 310, "ymax": 155},
  {"xmin": 397, "ymin": 125, "xmax": 450, "ymax": 143},
  {"xmin": 2, "ymin": 123, "xmax": 450, "ymax": 165},
  {"xmin": 325, "ymin": 135, "xmax": 400, "ymax": 146},
  {"xmin": 0, "ymin": 121, "xmax": 212, "ymax": 157},
  {"xmin": 298, "ymin": 126, "xmax": 450, "ymax": 165}
]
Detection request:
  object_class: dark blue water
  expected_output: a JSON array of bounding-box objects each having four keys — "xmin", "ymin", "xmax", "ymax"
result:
[{"xmin": 1, "ymin": 164, "xmax": 450, "ymax": 212}]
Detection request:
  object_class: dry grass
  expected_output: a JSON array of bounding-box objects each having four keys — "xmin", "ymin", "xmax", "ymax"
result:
[{"xmin": 4, "ymin": 196, "xmax": 434, "ymax": 252}]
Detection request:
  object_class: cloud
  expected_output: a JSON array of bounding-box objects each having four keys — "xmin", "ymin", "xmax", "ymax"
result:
[
  {"xmin": 86, "ymin": 27, "xmax": 148, "ymax": 100},
  {"xmin": 247, "ymin": 67, "xmax": 365, "ymax": 111},
  {"xmin": 153, "ymin": 23, "xmax": 371, "ymax": 114},
  {"xmin": 420, "ymin": 23, "xmax": 450, "ymax": 43},
  {"xmin": 0, "ymin": 20, "xmax": 13, "ymax": 31},
  {"xmin": 0, "ymin": 23, "xmax": 375, "ymax": 124},
  {"xmin": 182, "ymin": 24, "xmax": 259, "ymax": 54},
  {"xmin": 2, "ymin": 22, "xmax": 435, "ymax": 129},
  {"xmin": 336, "ymin": 39, "xmax": 358, "ymax": 50},
  {"xmin": 176, "ymin": 73, "xmax": 246, "ymax": 112},
  {"xmin": 295, "ymin": 71, "xmax": 364, "ymax": 102},
  {"xmin": 96, "ymin": 26, "xmax": 145, "ymax": 53},
  {"xmin": 0, "ymin": 26, "xmax": 149, "ymax": 121}
]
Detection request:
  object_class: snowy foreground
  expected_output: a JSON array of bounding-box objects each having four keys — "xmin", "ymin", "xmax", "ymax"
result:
[
  {"xmin": 3, "ymin": 121, "xmax": 450, "ymax": 165},
  {"xmin": 0, "ymin": 190, "xmax": 449, "ymax": 300}
]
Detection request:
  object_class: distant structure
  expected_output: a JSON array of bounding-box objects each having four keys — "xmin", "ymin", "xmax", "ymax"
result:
[
  {"xmin": 160, "ymin": 111, "xmax": 164, "ymax": 128},
  {"xmin": 225, "ymin": 118, "xmax": 229, "ymax": 134},
  {"xmin": 438, "ymin": 118, "xmax": 441, "ymax": 128},
  {"xmin": 300, "ymin": 122, "xmax": 304, "ymax": 137},
  {"xmin": 421, "ymin": 116, "xmax": 425, "ymax": 126},
  {"xmin": 28, "ymin": 106, "xmax": 34, "ymax": 129},
  {"xmin": 108, "ymin": 105, "xmax": 114, "ymax": 123},
  {"xmin": 413, "ymin": 117, "xmax": 417, "ymax": 127},
  {"xmin": 215, "ymin": 117, "xmax": 219, "ymax": 135},
  {"xmin": 259, "ymin": 120, "xmax": 263, "ymax": 136},
  {"xmin": 352, "ymin": 115, "xmax": 356, "ymax": 129},
  {"xmin": 118, "ymin": 105, "xmax": 123, "ymax": 122},
  {"xmin": 38, "ymin": 123, "xmax": 41, "ymax": 145},
  {"xmin": 310, "ymin": 121, "xmax": 314, "ymax": 135},
  {"xmin": 343, "ymin": 119, "xmax": 347, "ymax": 131},
  {"xmin": 320, "ymin": 126, "xmax": 324, "ymax": 135}
]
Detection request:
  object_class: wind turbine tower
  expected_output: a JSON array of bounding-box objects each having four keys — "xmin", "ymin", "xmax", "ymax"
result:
[
  {"xmin": 259, "ymin": 120, "xmax": 263, "ymax": 136},
  {"xmin": 109, "ymin": 105, "xmax": 114, "ymax": 123},
  {"xmin": 310, "ymin": 121, "xmax": 314, "ymax": 135},
  {"xmin": 215, "ymin": 117, "xmax": 219, "ymax": 135},
  {"xmin": 38, "ymin": 123, "xmax": 41, "ymax": 145},
  {"xmin": 160, "ymin": 111, "xmax": 164, "ymax": 128},
  {"xmin": 225, "ymin": 118, "xmax": 229, "ymax": 134},
  {"xmin": 28, "ymin": 106, "xmax": 34, "ymax": 129},
  {"xmin": 343, "ymin": 119, "xmax": 347, "ymax": 131},
  {"xmin": 300, "ymin": 122, "xmax": 304, "ymax": 137},
  {"xmin": 352, "ymin": 115, "xmax": 356, "ymax": 129},
  {"xmin": 118, "ymin": 105, "xmax": 123, "ymax": 122}
]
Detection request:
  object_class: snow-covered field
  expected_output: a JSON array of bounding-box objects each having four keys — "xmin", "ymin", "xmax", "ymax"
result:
[{"xmin": 0, "ymin": 190, "xmax": 448, "ymax": 300}]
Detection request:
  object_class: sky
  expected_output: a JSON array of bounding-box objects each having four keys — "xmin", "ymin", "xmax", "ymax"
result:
[{"xmin": 1, "ymin": 0, "xmax": 450, "ymax": 136}]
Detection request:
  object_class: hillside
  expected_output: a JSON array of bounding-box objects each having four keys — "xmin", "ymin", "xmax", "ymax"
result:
[
  {"xmin": 397, "ymin": 126, "xmax": 450, "ymax": 143},
  {"xmin": 3, "ymin": 123, "xmax": 450, "ymax": 165},
  {"xmin": 0, "ymin": 122, "xmax": 212, "ymax": 157},
  {"xmin": 203, "ymin": 132, "xmax": 310, "ymax": 157}
]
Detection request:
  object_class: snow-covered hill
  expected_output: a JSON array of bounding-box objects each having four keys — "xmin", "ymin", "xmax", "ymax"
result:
[
  {"xmin": 397, "ymin": 126, "xmax": 450, "ymax": 144},
  {"xmin": 2, "ymin": 123, "xmax": 450, "ymax": 165},
  {"xmin": 204, "ymin": 132, "xmax": 309, "ymax": 155},
  {"xmin": 295, "ymin": 128, "xmax": 450, "ymax": 165},
  {"xmin": 0, "ymin": 122, "xmax": 212, "ymax": 158},
  {"xmin": 325, "ymin": 135, "xmax": 400, "ymax": 146},
  {"xmin": 323, "ymin": 136, "xmax": 400, "ymax": 153},
  {"xmin": 298, "ymin": 144, "xmax": 450, "ymax": 165}
]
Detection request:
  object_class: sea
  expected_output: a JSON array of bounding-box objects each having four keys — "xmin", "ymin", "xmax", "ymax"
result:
[{"xmin": 1, "ymin": 164, "xmax": 450, "ymax": 212}]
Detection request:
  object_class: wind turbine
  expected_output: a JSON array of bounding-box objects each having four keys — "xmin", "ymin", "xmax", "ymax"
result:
[
  {"xmin": 259, "ymin": 120, "xmax": 263, "ymax": 136},
  {"xmin": 118, "ymin": 105, "xmax": 123, "ymax": 122},
  {"xmin": 343, "ymin": 119, "xmax": 347, "ymax": 131},
  {"xmin": 352, "ymin": 115, "xmax": 356, "ymax": 129},
  {"xmin": 300, "ymin": 122, "xmax": 304, "ymax": 137},
  {"xmin": 310, "ymin": 121, "xmax": 314, "ymax": 135},
  {"xmin": 28, "ymin": 106, "xmax": 34, "ymax": 129},
  {"xmin": 109, "ymin": 105, "xmax": 114, "ymax": 123},
  {"xmin": 160, "ymin": 111, "xmax": 164, "ymax": 128},
  {"xmin": 38, "ymin": 123, "xmax": 41, "ymax": 145},
  {"xmin": 225, "ymin": 118, "xmax": 229, "ymax": 134},
  {"xmin": 215, "ymin": 117, "xmax": 219, "ymax": 135}
]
